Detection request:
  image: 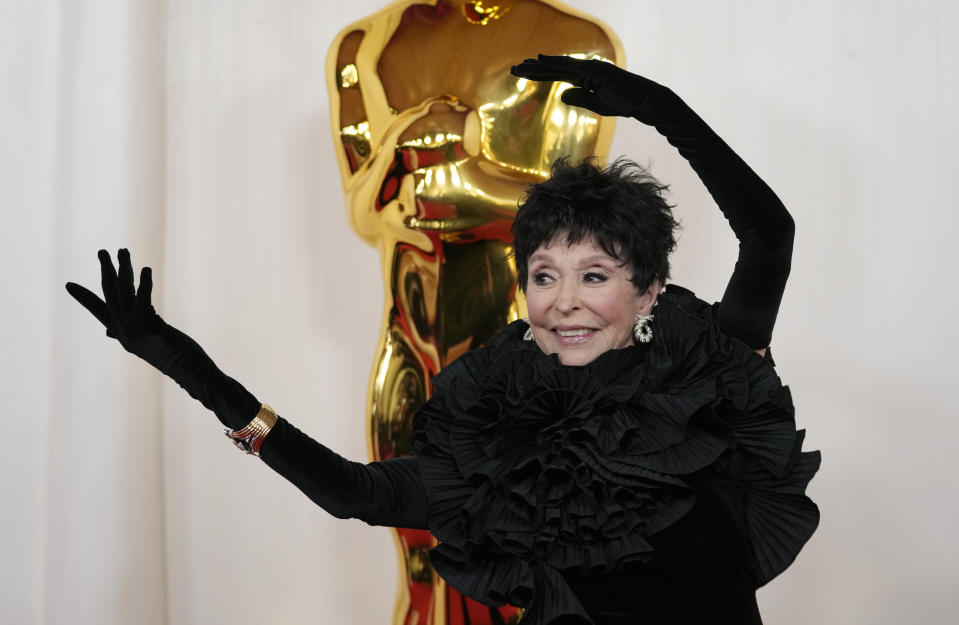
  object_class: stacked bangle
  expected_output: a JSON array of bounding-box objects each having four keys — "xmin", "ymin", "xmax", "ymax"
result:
[{"xmin": 225, "ymin": 404, "xmax": 278, "ymax": 456}]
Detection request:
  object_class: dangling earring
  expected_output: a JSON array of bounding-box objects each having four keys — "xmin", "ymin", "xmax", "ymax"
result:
[
  {"xmin": 522, "ymin": 318, "xmax": 534, "ymax": 341},
  {"xmin": 633, "ymin": 313, "xmax": 654, "ymax": 343}
]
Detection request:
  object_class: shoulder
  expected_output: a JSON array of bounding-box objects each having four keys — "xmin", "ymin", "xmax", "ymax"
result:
[
  {"xmin": 658, "ymin": 284, "xmax": 775, "ymax": 365},
  {"xmin": 430, "ymin": 318, "xmax": 538, "ymax": 390}
]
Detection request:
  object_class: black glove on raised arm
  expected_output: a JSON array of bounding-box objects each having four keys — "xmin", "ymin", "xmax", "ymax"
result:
[
  {"xmin": 65, "ymin": 249, "xmax": 430, "ymax": 528},
  {"xmin": 65, "ymin": 249, "xmax": 260, "ymax": 429},
  {"xmin": 511, "ymin": 55, "xmax": 794, "ymax": 349}
]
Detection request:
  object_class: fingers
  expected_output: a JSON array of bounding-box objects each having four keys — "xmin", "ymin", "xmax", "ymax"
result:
[
  {"xmin": 134, "ymin": 266, "xmax": 153, "ymax": 317},
  {"xmin": 117, "ymin": 248, "xmax": 136, "ymax": 311},
  {"xmin": 65, "ymin": 282, "xmax": 112, "ymax": 327},
  {"xmin": 70, "ymin": 248, "xmax": 149, "ymax": 338},
  {"xmin": 560, "ymin": 88, "xmax": 602, "ymax": 109},
  {"xmin": 98, "ymin": 249, "xmax": 120, "ymax": 313},
  {"xmin": 509, "ymin": 59, "xmax": 612, "ymax": 117},
  {"xmin": 537, "ymin": 54, "xmax": 585, "ymax": 70},
  {"xmin": 559, "ymin": 88, "xmax": 620, "ymax": 117},
  {"xmin": 510, "ymin": 62, "xmax": 568, "ymax": 83},
  {"xmin": 510, "ymin": 59, "xmax": 549, "ymax": 79},
  {"xmin": 510, "ymin": 54, "xmax": 587, "ymax": 84}
]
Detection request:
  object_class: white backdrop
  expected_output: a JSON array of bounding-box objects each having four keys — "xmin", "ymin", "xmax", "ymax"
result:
[{"xmin": 4, "ymin": 1, "xmax": 958, "ymax": 623}]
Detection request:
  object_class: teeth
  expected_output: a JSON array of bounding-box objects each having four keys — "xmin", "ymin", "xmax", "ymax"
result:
[{"xmin": 556, "ymin": 328, "xmax": 592, "ymax": 337}]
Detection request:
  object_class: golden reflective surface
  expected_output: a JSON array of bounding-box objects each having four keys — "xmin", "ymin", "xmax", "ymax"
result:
[{"xmin": 326, "ymin": 2, "xmax": 622, "ymax": 624}]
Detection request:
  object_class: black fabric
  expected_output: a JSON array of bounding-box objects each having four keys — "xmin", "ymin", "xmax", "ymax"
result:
[
  {"xmin": 410, "ymin": 286, "xmax": 820, "ymax": 625},
  {"xmin": 510, "ymin": 56, "xmax": 794, "ymax": 349},
  {"xmin": 68, "ymin": 256, "xmax": 820, "ymax": 624},
  {"xmin": 65, "ymin": 249, "xmax": 260, "ymax": 429},
  {"xmin": 66, "ymin": 58, "xmax": 815, "ymax": 622},
  {"xmin": 260, "ymin": 419, "xmax": 431, "ymax": 529},
  {"xmin": 564, "ymin": 474, "xmax": 763, "ymax": 625},
  {"xmin": 66, "ymin": 250, "xmax": 432, "ymax": 528},
  {"xmin": 65, "ymin": 250, "xmax": 433, "ymax": 529}
]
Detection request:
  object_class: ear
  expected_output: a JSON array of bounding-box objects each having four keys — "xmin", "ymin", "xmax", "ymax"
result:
[{"xmin": 636, "ymin": 279, "xmax": 662, "ymax": 315}]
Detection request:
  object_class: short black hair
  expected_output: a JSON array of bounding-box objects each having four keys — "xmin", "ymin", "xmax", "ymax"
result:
[{"xmin": 511, "ymin": 157, "xmax": 681, "ymax": 293}]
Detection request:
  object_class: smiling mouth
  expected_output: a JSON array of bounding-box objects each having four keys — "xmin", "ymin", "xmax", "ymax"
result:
[
  {"xmin": 553, "ymin": 327, "xmax": 596, "ymax": 345},
  {"xmin": 555, "ymin": 328, "xmax": 593, "ymax": 336}
]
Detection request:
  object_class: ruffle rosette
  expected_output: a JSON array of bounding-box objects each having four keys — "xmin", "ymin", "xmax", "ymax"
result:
[{"xmin": 410, "ymin": 284, "xmax": 820, "ymax": 625}]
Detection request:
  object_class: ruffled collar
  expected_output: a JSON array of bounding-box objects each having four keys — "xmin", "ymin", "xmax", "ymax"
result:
[{"xmin": 410, "ymin": 285, "xmax": 818, "ymax": 625}]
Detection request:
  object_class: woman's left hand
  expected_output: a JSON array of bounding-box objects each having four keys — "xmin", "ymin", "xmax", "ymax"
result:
[
  {"xmin": 512, "ymin": 54, "xmax": 793, "ymax": 352},
  {"xmin": 510, "ymin": 54, "xmax": 673, "ymax": 124}
]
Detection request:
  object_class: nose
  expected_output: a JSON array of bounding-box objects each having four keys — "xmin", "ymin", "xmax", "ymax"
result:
[{"xmin": 553, "ymin": 278, "xmax": 580, "ymax": 313}]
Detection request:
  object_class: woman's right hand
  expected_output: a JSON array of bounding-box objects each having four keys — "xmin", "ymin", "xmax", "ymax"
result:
[
  {"xmin": 65, "ymin": 249, "xmax": 260, "ymax": 429},
  {"xmin": 66, "ymin": 249, "xmax": 171, "ymax": 367}
]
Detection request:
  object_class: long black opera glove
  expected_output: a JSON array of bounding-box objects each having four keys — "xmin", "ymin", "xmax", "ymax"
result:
[
  {"xmin": 66, "ymin": 249, "xmax": 430, "ymax": 529},
  {"xmin": 65, "ymin": 249, "xmax": 260, "ymax": 429},
  {"xmin": 511, "ymin": 56, "xmax": 795, "ymax": 349},
  {"xmin": 260, "ymin": 423, "xmax": 430, "ymax": 528}
]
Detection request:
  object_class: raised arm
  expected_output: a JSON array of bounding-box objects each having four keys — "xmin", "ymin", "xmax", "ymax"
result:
[
  {"xmin": 65, "ymin": 249, "xmax": 430, "ymax": 528},
  {"xmin": 511, "ymin": 56, "xmax": 793, "ymax": 350}
]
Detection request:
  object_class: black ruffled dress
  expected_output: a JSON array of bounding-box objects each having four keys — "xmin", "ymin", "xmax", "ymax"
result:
[
  {"xmin": 410, "ymin": 284, "xmax": 820, "ymax": 625},
  {"xmin": 69, "ymin": 54, "xmax": 817, "ymax": 625},
  {"xmin": 252, "ymin": 67, "xmax": 818, "ymax": 625}
]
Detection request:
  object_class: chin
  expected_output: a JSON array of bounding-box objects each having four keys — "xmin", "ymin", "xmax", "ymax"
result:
[{"xmin": 554, "ymin": 348, "xmax": 601, "ymax": 367}]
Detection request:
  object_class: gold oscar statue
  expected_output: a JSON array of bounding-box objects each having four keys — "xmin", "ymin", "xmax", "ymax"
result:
[{"xmin": 326, "ymin": 2, "xmax": 622, "ymax": 623}]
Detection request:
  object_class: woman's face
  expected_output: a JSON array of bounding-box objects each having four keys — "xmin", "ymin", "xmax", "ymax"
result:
[{"xmin": 525, "ymin": 236, "xmax": 659, "ymax": 366}]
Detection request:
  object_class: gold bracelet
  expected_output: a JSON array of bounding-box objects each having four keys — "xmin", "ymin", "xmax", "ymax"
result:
[{"xmin": 224, "ymin": 404, "xmax": 278, "ymax": 456}]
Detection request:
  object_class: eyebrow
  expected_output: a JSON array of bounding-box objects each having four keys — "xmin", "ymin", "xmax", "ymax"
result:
[{"xmin": 527, "ymin": 253, "xmax": 622, "ymax": 268}]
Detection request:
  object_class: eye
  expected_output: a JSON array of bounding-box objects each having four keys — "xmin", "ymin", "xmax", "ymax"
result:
[
  {"xmin": 532, "ymin": 271, "xmax": 554, "ymax": 286},
  {"xmin": 583, "ymin": 272, "xmax": 608, "ymax": 284}
]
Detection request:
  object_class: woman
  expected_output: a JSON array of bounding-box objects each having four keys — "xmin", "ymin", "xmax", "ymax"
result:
[{"xmin": 66, "ymin": 56, "xmax": 819, "ymax": 625}]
